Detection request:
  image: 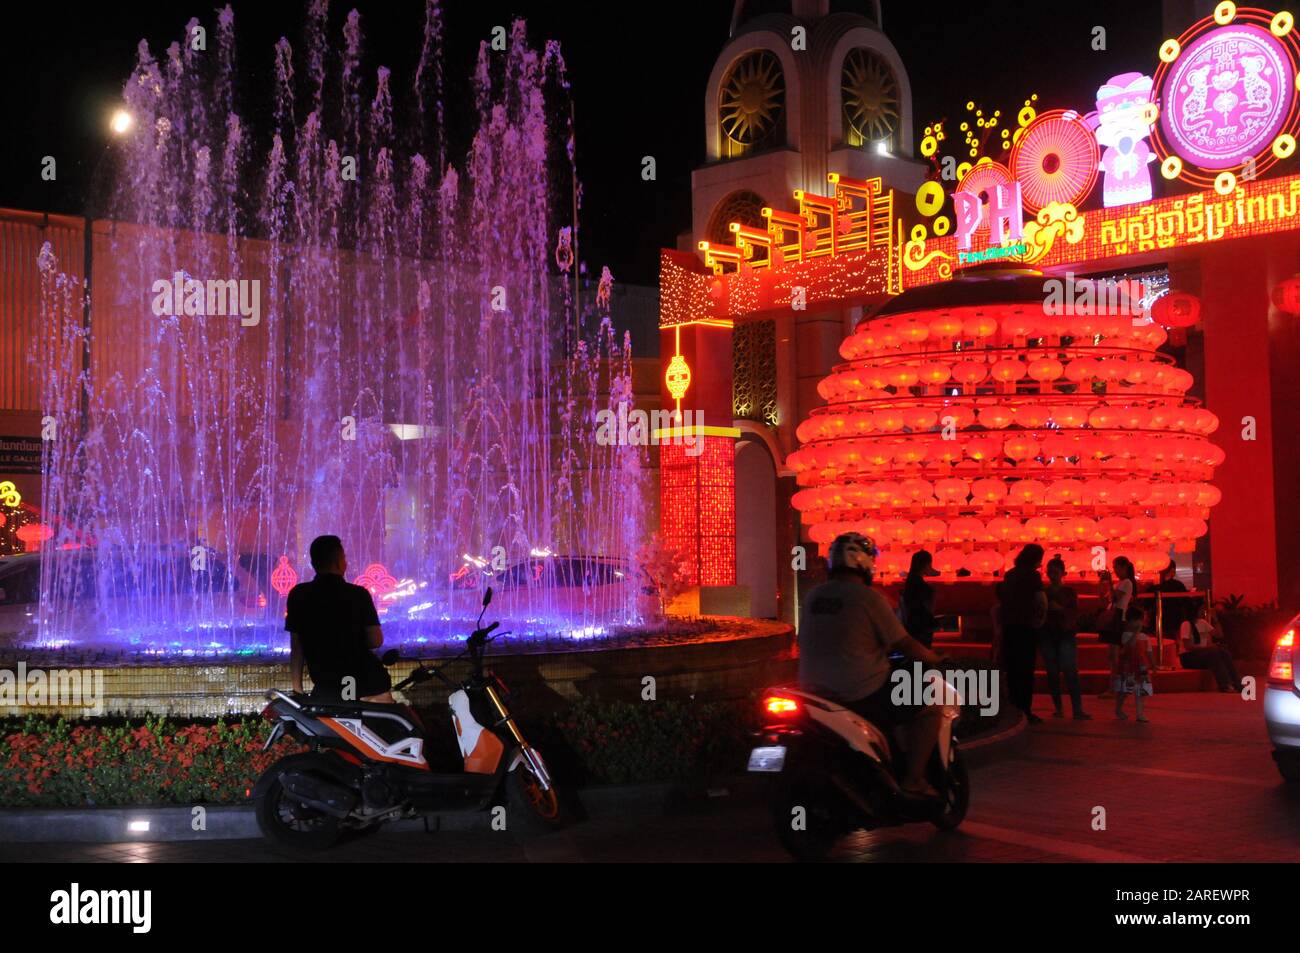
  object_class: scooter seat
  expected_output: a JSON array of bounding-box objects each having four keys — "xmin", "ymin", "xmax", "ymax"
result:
[{"xmin": 305, "ymin": 698, "xmax": 424, "ymax": 726}]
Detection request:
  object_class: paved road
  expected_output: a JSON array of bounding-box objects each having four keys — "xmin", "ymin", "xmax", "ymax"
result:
[{"xmin": 5, "ymin": 693, "xmax": 1298, "ymax": 862}]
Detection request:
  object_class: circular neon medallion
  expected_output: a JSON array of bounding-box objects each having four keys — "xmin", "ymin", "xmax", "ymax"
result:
[{"xmin": 1160, "ymin": 23, "xmax": 1294, "ymax": 171}]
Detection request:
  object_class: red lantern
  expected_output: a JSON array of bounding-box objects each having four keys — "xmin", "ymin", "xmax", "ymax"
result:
[
  {"xmin": 1151, "ymin": 291, "xmax": 1201, "ymax": 328},
  {"xmin": 16, "ymin": 523, "xmax": 53, "ymax": 550},
  {"xmin": 270, "ymin": 555, "xmax": 299, "ymax": 597},
  {"xmin": 1271, "ymin": 276, "xmax": 1300, "ymax": 315}
]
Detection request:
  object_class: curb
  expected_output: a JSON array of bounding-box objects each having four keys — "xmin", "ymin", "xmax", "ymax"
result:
[
  {"xmin": 961, "ymin": 711, "xmax": 1029, "ymax": 768},
  {"xmin": 0, "ymin": 780, "xmax": 681, "ymax": 843},
  {"xmin": 0, "ymin": 719, "xmax": 1028, "ymax": 844}
]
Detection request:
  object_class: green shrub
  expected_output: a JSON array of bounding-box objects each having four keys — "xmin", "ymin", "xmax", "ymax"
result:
[{"xmin": 548, "ymin": 698, "xmax": 754, "ymax": 785}]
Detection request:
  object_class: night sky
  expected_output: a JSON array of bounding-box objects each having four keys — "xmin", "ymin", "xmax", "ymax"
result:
[{"xmin": 1, "ymin": 1, "xmax": 1266, "ymax": 286}]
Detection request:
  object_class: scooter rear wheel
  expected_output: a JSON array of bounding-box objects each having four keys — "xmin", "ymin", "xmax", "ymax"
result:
[
  {"xmin": 254, "ymin": 759, "xmax": 345, "ymax": 850},
  {"xmin": 773, "ymin": 774, "xmax": 844, "ymax": 862}
]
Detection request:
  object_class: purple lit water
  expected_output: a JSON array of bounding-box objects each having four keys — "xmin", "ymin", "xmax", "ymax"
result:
[{"xmin": 32, "ymin": 3, "xmax": 645, "ymax": 657}]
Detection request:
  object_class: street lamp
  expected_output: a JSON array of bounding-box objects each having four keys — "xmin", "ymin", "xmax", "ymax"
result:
[{"xmin": 109, "ymin": 108, "xmax": 133, "ymax": 135}]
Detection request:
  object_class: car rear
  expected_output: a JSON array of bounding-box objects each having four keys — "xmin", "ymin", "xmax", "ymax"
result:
[{"xmin": 1264, "ymin": 618, "xmax": 1300, "ymax": 783}]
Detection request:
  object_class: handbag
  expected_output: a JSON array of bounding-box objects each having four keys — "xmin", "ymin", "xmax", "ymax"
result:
[{"xmin": 1096, "ymin": 607, "xmax": 1122, "ymax": 645}]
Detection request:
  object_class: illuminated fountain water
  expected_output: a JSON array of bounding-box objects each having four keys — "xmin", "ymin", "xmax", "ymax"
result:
[{"xmin": 34, "ymin": 3, "xmax": 645, "ymax": 655}]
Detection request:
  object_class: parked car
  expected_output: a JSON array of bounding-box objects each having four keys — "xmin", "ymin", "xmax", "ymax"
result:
[
  {"xmin": 486, "ymin": 555, "xmax": 656, "ymax": 624},
  {"xmin": 0, "ymin": 550, "xmax": 266, "ymax": 643},
  {"xmin": 1265, "ymin": 615, "xmax": 1300, "ymax": 784}
]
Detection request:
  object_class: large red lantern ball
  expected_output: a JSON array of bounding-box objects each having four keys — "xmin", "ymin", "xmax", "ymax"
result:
[
  {"xmin": 1271, "ymin": 276, "xmax": 1300, "ymax": 316},
  {"xmin": 1151, "ymin": 291, "xmax": 1200, "ymax": 328}
]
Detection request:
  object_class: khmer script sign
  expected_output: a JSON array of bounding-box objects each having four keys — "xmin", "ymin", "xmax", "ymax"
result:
[{"xmin": 1161, "ymin": 24, "xmax": 1294, "ymax": 170}]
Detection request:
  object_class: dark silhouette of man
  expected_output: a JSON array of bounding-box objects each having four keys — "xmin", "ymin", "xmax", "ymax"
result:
[{"xmin": 286, "ymin": 535, "xmax": 393, "ymax": 702}]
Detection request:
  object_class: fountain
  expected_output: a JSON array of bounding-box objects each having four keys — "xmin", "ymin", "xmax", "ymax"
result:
[{"xmin": 32, "ymin": 2, "xmax": 647, "ymax": 657}]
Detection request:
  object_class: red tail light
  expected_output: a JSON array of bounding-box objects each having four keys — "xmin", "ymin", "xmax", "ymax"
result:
[
  {"xmin": 1268, "ymin": 629, "xmax": 1295, "ymax": 685},
  {"xmin": 763, "ymin": 694, "xmax": 801, "ymax": 717}
]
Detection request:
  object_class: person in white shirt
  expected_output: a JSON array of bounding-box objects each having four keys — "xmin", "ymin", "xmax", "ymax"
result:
[{"xmin": 1178, "ymin": 604, "xmax": 1242, "ymax": 693}]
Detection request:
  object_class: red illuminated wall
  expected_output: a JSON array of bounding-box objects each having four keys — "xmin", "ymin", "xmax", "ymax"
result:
[
  {"xmin": 661, "ymin": 438, "xmax": 737, "ymax": 586},
  {"xmin": 1200, "ymin": 241, "xmax": 1280, "ymax": 604},
  {"xmin": 657, "ymin": 266, "xmax": 738, "ymax": 586}
]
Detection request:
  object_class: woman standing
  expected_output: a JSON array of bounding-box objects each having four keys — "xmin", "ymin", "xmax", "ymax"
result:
[
  {"xmin": 901, "ymin": 550, "xmax": 940, "ymax": 649},
  {"xmin": 1041, "ymin": 556, "xmax": 1089, "ymax": 719},
  {"xmin": 1107, "ymin": 556, "xmax": 1140, "ymax": 712}
]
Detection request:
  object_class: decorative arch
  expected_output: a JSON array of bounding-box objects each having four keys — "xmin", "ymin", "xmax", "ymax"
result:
[{"xmin": 733, "ymin": 418, "xmax": 790, "ymax": 476}]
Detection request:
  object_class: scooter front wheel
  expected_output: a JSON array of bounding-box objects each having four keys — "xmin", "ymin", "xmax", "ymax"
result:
[
  {"xmin": 506, "ymin": 762, "xmax": 566, "ymax": 833},
  {"xmin": 930, "ymin": 747, "xmax": 970, "ymax": 831}
]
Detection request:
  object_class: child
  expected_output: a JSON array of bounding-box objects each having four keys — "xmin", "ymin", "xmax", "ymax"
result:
[{"xmin": 1113, "ymin": 603, "xmax": 1154, "ymax": 722}]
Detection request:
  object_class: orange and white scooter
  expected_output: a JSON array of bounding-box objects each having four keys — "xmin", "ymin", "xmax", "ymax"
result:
[{"xmin": 252, "ymin": 587, "xmax": 563, "ymax": 848}]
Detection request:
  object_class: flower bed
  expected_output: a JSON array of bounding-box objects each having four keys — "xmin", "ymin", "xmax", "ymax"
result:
[{"xmin": 0, "ymin": 716, "xmax": 304, "ymax": 808}]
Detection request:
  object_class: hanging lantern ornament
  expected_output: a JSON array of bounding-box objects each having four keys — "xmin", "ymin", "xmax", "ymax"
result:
[
  {"xmin": 596, "ymin": 266, "xmax": 614, "ymax": 311},
  {"xmin": 554, "ymin": 227, "xmax": 574, "ymax": 273},
  {"xmin": 1151, "ymin": 290, "xmax": 1201, "ymax": 328},
  {"xmin": 270, "ymin": 555, "xmax": 299, "ymax": 597},
  {"xmin": 1271, "ymin": 275, "xmax": 1300, "ymax": 315}
]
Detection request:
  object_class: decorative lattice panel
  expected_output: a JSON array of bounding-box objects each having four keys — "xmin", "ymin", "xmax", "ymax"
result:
[{"xmin": 733, "ymin": 320, "xmax": 778, "ymax": 428}]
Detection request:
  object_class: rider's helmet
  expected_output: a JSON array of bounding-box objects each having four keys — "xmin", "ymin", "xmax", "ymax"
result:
[{"xmin": 827, "ymin": 532, "xmax": 878, "ymax": 582}]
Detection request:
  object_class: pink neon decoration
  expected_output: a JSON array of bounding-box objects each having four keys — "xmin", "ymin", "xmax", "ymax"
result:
[
  {"xmin": 1160, "ymin": 25, "xmax": 1294, "ymax": 172},
  {"xmin": 354, "ymin": 563, "xmax": 398, "ymax": 606},
  {"xmin": 953, "ymin": 161, "xmax": 1014, "ymax": 249},
  {"xmin": 987, "ymin": 181, "xmax": 1024, "ymax": 245},
  {"xmin": 1094, "ymin": 72, "xmax": 1157, "ymax": 206},
  {"xmin": 270, "ymin": 555, "xmax": 298, "ymax": 597},
  {"xmin": 953, "ymin": 191, "xmax": 982, "ymax": 250},
  {"xmin": 1011, "ymin": 109, "xmax": 1100, "ymax": 212}
]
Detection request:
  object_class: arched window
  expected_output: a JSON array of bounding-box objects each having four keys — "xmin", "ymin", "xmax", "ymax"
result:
[
  {"xmin": 718, "ymin": 50, "xmax": 786, "ymax": 159},
  {"xmin": 841, "ymin": 47, "xmax": 899, "ymax": 149},
  {"xmin": 706, "ymin": 190, "xmax": 768, "ymax": 245}
]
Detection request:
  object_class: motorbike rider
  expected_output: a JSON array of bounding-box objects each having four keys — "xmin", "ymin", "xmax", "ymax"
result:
[{"xmin": 798, "ymin": 532, "xmax": 947, "ymax": 798}]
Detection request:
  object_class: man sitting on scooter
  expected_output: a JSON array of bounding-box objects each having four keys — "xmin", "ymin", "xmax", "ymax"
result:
[
  {"xmin": 797, "ymin": 532, "xmax": 947, "ymax": 798},
  {"xmin": 286, "ymin": 535, "xmax": 394, "ymax": 703}
]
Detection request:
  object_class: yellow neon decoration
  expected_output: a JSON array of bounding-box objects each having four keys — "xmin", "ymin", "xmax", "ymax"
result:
[
  {"xmin": 0, "ymin": 481, "xmax": 20, "ymax": 508},
  {"xmin": 1161, "ymin": 155, "xmax": 1183, "ymax": 180},
  {"xmin": 916, "ymin": 181, "xmax": 945, "ymax": 216},
  {"xmin": 1273, "ymin": 10, "xmax": 1293, "ymax": 37},
  {"xmin": 1213, "ymin": 1, "xmax": 1235, "ymax": 26},
  {"xmin": 933, "ymin": 215, "xmax": 951, "ymax": 236},
  {"xmin": 1159, "ymin": 39, "xmax": 1181, "ymax": 63},
  {"xmin": 1275, "ymin": 135, "xmax": 1297, "ymax": 160},
  {"xmin": 665, "ymin": 354, "xmax": 691, "ymax": 402},
  {"xmin": 1214, "ymin": 171, "xmax": 1237, "ymax": 195},
  {"xmin": 652, "ymin": 426, "xmax": 743, "ymax": 440}
]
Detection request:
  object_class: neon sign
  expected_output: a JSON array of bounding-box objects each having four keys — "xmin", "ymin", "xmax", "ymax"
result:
[
  {"xmin": 1153, "ymin": 5, "xmax": 1300, "ymax": 192},
  {"xmin": 1093, "ymin": 73, "xmax": 1158, "ymax": 206}
]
